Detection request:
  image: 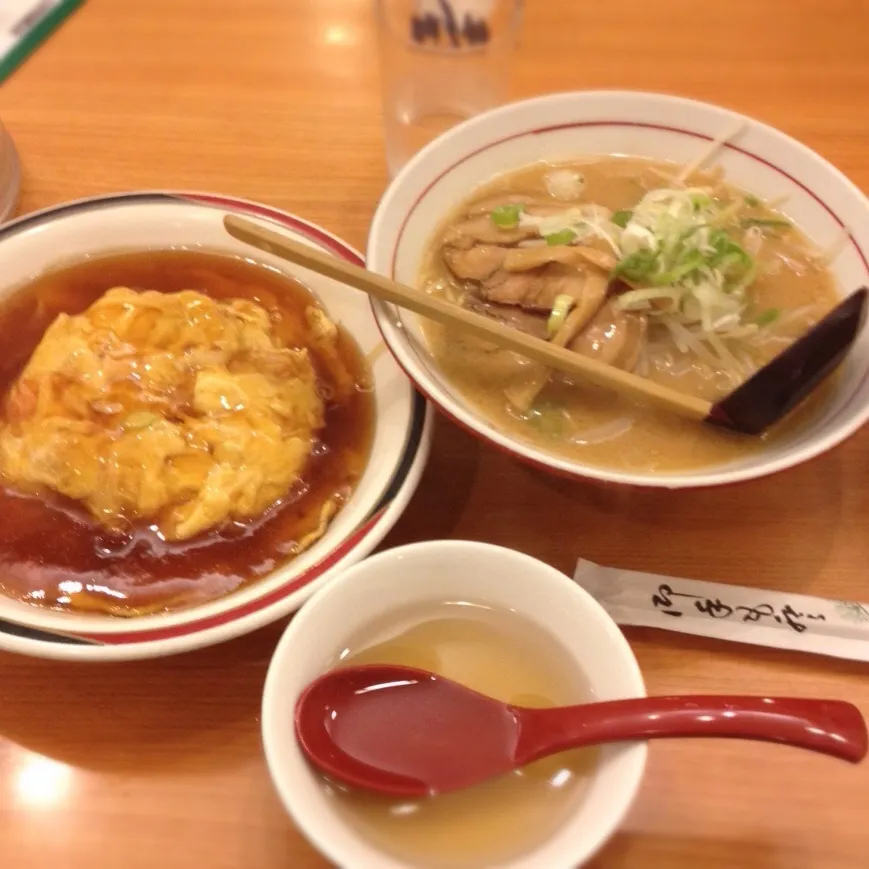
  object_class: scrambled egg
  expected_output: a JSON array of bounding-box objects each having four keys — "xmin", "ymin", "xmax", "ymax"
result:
[{"xmin": 0, "ymin": 287, "xmax": 328, "ymax": 540}]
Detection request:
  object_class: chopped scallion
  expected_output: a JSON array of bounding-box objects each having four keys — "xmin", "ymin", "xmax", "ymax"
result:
[
  {"xmin": 490, "ymin": 204, "xmax": 524, "ymax": 228},
  {"xmin": 611, "ymin": 210, "xmax": 633, "ymax": 228},
  {"xmin": 744, "ymin": 194, "xmax": 761, "ymax": 208},
  {"xmin": 547, "ymin": 294, "xmax": 575, "ymax": 335},
  {"xmin": 610, "ymin": 186, "xmax": 760, "ymax": 343},
  {"xmin": 689, "ymin": 192, "xmax": 711, "ymax": 211},
  {"xmin": 544, "ymin": 228, "xmax": 577, "ymax": 246},
  {"xmin": 530, "ymin": 401, "xmax": 565, "ymax": 438},
  {"xmin": 613, "ymin": 248, "xmax": 659, "ymax": 283},
  {"xmin": 755, "ymin": 308, "xmax": 781, "ymax": 327},
  {"xmin": 655, "ymin": 249, "xmax": 707, "ymax": 285}
]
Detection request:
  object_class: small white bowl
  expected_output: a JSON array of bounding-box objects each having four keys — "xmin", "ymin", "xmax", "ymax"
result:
[
  {"xmin": 262, "ymin": 540, "xmax": 647, "ymax": 869},
  {"xmin": 0, "ymin": 192, "xmax": 432, "ymax": 661},
  {"xmin": 367, "ymin": 90, "xmax": 869, "ymax": 489}
]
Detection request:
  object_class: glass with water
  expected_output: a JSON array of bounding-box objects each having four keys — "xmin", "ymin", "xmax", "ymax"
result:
[{"xmin": 376, "ymin": 0, "xmax": 522, "ymax": 177}]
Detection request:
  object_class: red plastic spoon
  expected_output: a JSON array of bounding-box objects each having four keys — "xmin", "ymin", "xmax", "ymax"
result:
[{"xmin": 295, "ymin": 664, "xmax": 868, "ymax": 797}]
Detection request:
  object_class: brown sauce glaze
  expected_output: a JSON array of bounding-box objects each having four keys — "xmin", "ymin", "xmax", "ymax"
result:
[{"xmin": 0, "ymin": 250, "xmax": 374, "ymax": 616}]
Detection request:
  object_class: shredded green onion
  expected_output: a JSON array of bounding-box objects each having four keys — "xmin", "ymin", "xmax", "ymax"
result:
[
  {"xmin": 611, "ymin": 210, "xmax": 633, "ymax": 228},
  {"xmin": 519, "ymin": 206, "xmax": 622, "ymax": 255},
  {"xmin": 689, "ymin": 192, "xmax": 711, "ymax": 211},
  {"xmin": 547, "ymin": 294, "xmax": 575, "ymax": 335},
  {"xmin": 490, "ymin": 204, "xmax": 524, "ymax": 228},
  {"xmin": 707, "ymin": 228, "xmax": 754, "ymax": 286},
  {"xmin": 613, "ymin": 248, "xmax": 659, "ymax": 283},
  {"xmin": 755, "ymin": 308, "xmax": 781, "ymax": 327},
  {"xmin": 544, "ymin": 228, "xmax": 577, "ymax": 246},
  {"xmin": 744, "ymin": 194, "xmax": 761, "ymax": 208},
  {"xmin": 612, "ymin": 187, "xmax": 757, "ymax": 344}
]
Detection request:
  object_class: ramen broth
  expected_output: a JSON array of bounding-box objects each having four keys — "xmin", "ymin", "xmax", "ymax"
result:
[
  {"xmin": 419, "ymin": 157, "xmax": 842, "ymax": 472},
  {"xmin": 0, "ymin": 251, "xmax": 374, "ymax": 616},
  {"xmin": 326, "ymin": 601, "xmax": 598, "ymax": 869}
]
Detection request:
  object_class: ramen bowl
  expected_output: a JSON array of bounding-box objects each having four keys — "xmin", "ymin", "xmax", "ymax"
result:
[
  {"xmin": 367, "ymin": 90, "xmax": 869, "ymax": 488},
  {"xmin": 262, "ymin": 540, "xmax": 647, "ymax": 869},
  {"xmin": 0, "ymin": 193, "xmax": 431, "ymax": 661}
]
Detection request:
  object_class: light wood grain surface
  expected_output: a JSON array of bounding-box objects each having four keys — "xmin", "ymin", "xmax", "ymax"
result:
[{"xmin": 2, "ymin": 1, "xmax": 869, "ymax": 867}]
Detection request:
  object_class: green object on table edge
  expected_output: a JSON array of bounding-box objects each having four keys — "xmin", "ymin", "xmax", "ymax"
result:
[{"xmin": 0, "ymin": 0, "xmax": 85, "ymax": 85}]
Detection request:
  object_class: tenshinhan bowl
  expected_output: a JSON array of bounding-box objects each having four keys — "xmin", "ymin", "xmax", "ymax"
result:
[
  {"xmin": 367, "ymin": 90, "xmax": 869, "ymax": 489},
  {"xmin": 0, "ymin": 193, "xmax": 432, "ymax": 662}
]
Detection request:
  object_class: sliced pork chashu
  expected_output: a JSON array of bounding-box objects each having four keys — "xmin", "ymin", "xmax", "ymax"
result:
[{"xmin": 568, "ymin": 300, "xmax": 648, "ymax": 371}]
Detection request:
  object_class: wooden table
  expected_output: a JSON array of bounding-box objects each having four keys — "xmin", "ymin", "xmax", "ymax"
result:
[{"xmin": 2, "ymin": 1, "xmax": 869, "ymax": 866}]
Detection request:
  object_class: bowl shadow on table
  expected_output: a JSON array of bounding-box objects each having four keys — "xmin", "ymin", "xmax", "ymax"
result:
[
  {"xmin": 381, "ymin": 411, "xmax": 847, "ymax": 599},
  {"xmin": 0, "ymin": 618, "xmax": 289, "ymax": 775},
  {"xmin": 378, "ymin": 413, "xmax": 483, "ymax": 545},
  {"xmin": 512, "ymin": 438, "xmax": 847, "ymax": 596}
]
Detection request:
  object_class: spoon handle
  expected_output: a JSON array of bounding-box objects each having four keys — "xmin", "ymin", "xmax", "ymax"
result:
[{"xmin": 516, "ymin": 696, "xmax": 867, "ymax": 764}]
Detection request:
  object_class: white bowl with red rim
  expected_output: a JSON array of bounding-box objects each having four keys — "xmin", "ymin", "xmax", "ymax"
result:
[
  {"xmin": 366, "ymin": 90, "xmax": 869, "ymax": 488},
  {"xmin": 0, "ymin": 192, "xmax": 432, "ymax": 661}
]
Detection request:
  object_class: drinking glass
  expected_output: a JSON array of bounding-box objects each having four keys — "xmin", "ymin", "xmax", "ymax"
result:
[{"xmin": 375, "ymin": 0, "xmax": 522, "ymax": 178}]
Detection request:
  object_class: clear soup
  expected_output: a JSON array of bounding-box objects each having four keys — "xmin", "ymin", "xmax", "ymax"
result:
[{"xmin": 324, "ymin": 600, "xmax": 598, "ymax": 869}]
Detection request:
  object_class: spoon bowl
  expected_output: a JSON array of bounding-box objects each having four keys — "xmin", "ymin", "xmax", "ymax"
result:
[{"xmin": 296, "ymin": 664, "xmax": 868, "ymax": 797}]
